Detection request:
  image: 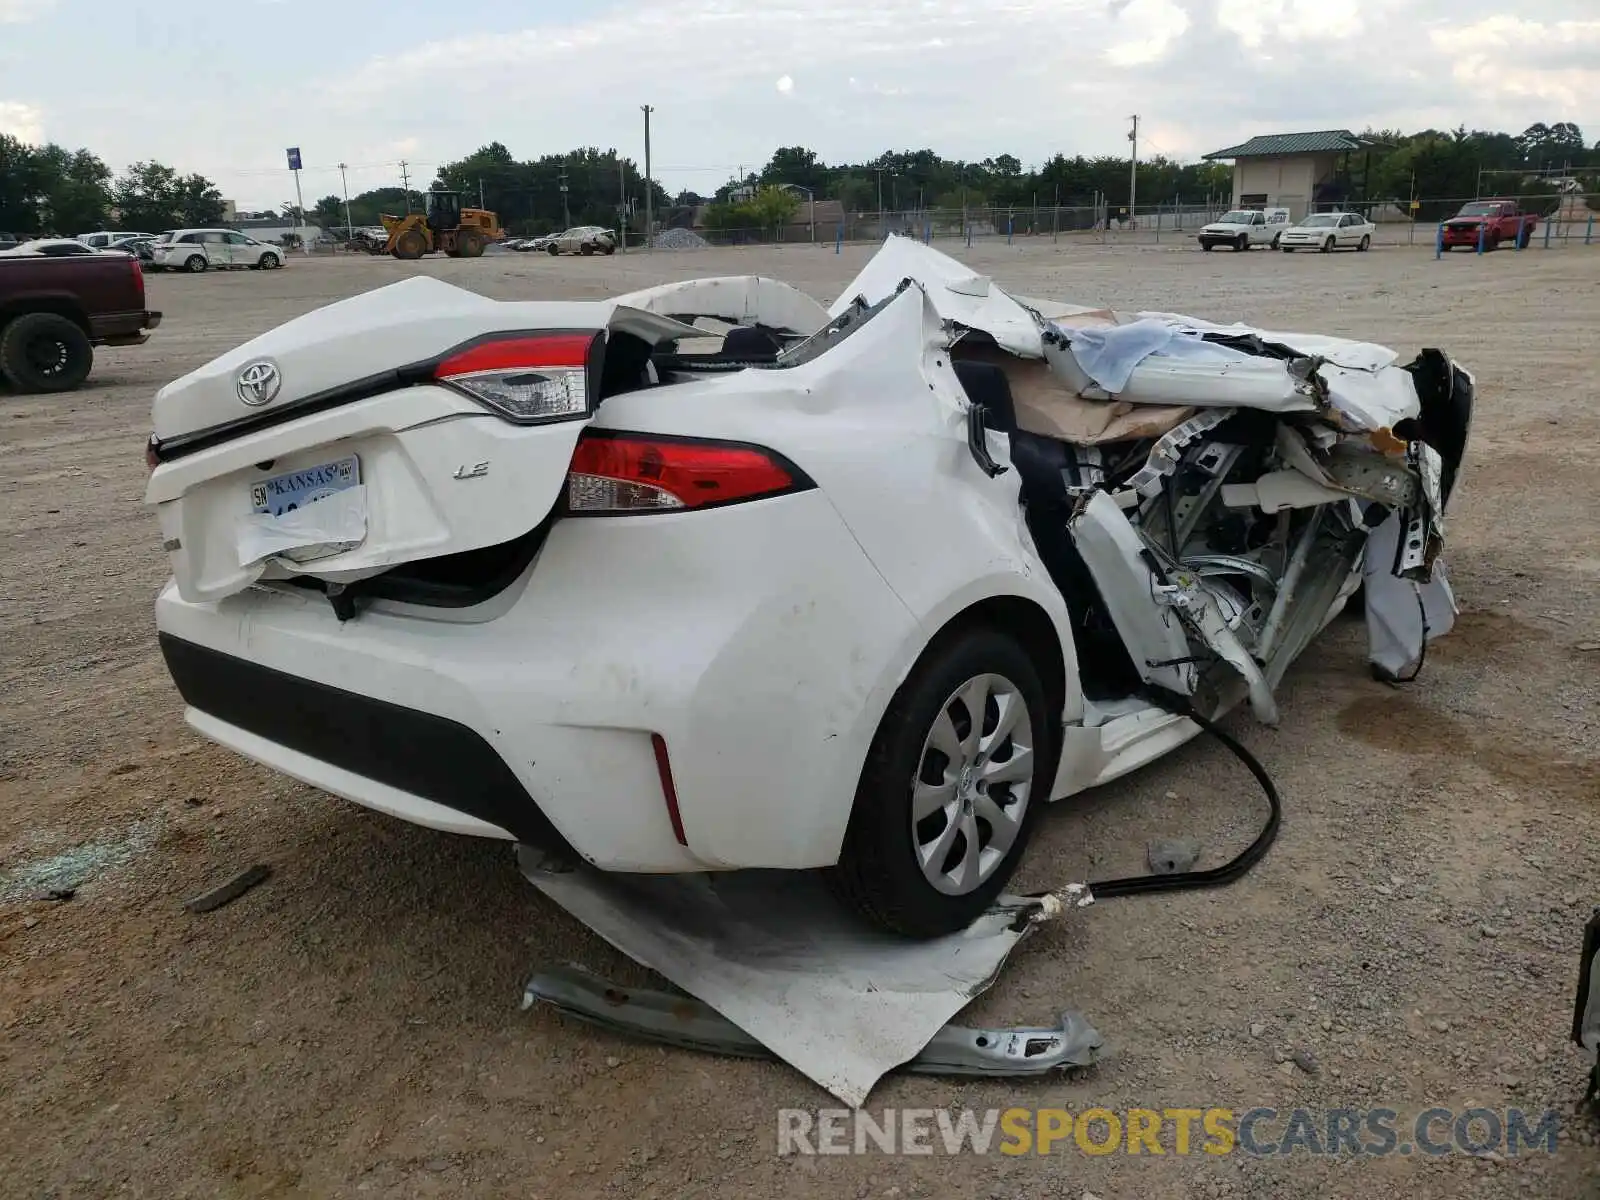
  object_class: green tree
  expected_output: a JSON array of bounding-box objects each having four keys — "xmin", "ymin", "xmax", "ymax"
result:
[
  {"xmin": 311, "ymin": 194, "xmax": 346, "ymax": 231},
  {"xmin": 110, "ymin": 161, "xmax": 222, "ymax": 230}
]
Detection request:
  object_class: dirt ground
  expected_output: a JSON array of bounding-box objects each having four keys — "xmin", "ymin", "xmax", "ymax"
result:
[{"xmin": 2, "ymin": 239, "xmax": 1598, "ymax": 1199}]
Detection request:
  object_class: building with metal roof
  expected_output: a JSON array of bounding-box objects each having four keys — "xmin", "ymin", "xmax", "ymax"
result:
[{"xmin": 1203, "ymin": 130, "xmax": 1375, "ymax": 220}]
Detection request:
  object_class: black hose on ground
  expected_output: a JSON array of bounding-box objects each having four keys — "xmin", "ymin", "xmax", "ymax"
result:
[{"xmin": 1084, "ymin": 698, "xmax": 1283, "ymax": 900}]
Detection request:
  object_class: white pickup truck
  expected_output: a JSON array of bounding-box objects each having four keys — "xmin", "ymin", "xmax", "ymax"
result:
[{"xmin": 1197, "ymin": 208, "xmax": 1291, "ymax": 252}]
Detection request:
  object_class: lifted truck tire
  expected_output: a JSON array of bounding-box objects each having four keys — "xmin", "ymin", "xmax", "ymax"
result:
[
  {"xmin": 0, "ymin": 311, "xmax": 94, "ymax": 394},
  {"xmin": 829, "ymin": 626, "xmax": 1051, "ymax": 938}
]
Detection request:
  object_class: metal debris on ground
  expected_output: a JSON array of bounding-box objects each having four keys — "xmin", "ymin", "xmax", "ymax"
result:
[
  {"xmin": 1147, "ymin": 837, "xmax": 1203, "ymax": 875},
  {"xmin": 523, "ymin": 964, "xmax": 1102, "ymax": 1080},
  {"xmin": 184, "ymin": 864, "xmax": 271, "ymax": 914},
  {"xmin": 518, "ymin": 847, "xmax": 1083, "ymax": 1107}
]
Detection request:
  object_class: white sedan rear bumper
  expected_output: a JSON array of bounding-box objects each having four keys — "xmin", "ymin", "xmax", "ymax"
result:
[{"xmin": 155, "ymin": 489, "xmax": 921, "ymax": 873}]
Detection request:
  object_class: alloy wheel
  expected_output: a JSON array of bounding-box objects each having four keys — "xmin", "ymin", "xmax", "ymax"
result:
[{"xmin": 910, "ymin": 673, "xmax": 1035, "ymax": 896}]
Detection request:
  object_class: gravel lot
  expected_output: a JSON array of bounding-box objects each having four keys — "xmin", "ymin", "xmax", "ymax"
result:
[{"xmin": 2, "ymin": 240, "xmax": 1598, "ymax": 1199}]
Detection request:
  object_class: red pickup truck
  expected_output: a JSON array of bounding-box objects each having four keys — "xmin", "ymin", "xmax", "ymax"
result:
[
  {"xmin": 1440, "ymin": 198, "xmax": 1539, "ymax": 251},
  {"xmin": 0, "ymin": 250, "xmax": 162, "ymax": 393}
]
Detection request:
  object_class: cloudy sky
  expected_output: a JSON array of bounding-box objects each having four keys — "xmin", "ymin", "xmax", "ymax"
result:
[{"xmin": 2, "ymin": 0, "xmax": 1596, "ymax": 208}]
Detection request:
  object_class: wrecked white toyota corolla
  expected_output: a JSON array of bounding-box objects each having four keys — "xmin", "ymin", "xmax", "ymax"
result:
[{"xmin": 144, "ymin": 237, "xmax": 1472, "ymax": 938}]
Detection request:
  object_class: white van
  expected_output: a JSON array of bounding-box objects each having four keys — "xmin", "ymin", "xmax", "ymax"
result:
[{"xmin": 1197, "ymin": 208, "xmax": 1291, "ymax": 252}]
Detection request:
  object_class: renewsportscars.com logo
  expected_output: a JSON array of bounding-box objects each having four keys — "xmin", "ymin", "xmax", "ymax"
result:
[{"xmin": 777, "ymin": 1107, "xmax": 1562, "ymax": 1158}]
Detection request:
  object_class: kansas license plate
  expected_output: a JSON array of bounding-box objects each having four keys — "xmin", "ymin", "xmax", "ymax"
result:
[{"xmin": 250, "ymin": 455, "xmax": 360, "ymax": 517}]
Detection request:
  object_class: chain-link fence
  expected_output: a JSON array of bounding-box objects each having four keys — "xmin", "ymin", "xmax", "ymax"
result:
[{"xmin": 654, "ymin": 194, "xmax": 1600, "ymax": 251}]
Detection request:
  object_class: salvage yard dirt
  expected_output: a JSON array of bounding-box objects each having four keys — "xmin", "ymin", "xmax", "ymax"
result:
[{"xmin": 3, "ymin": 241, "xmax": 1598, "ymax": 1199}]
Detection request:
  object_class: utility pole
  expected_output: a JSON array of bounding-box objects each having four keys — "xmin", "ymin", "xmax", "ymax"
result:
[
  {"xmin": 642, "ymin": 104, "xmax": 655, "ymax": 252},
  {"xmin": 558, "ymin": 167, "xmax": 570, "ymax": 228},
  {"xmin": 1128, "ymin": 114, "xmax": 1139, "ymax": 230},
  {"xmin": 478, "ymin": 177, "xmax": 484, "ymax": 209},
  {"xmin": 337, "ymin": 161, "xmax": 353, "ymax": 239},
  {"xmin": 399, "ymin": 160, "xmax": 412, "ymax": 212},
  {"xmin": 618, "ymin": 158, "xmax": 628, "ymax": 252}
]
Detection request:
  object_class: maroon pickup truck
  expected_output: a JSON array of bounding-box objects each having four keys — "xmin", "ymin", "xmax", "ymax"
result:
[
  {"xmin": 1440, "ymin": 198, "xmax": 1539, "ymax": 251},
  {"xmin": 0, "ymin": 250, "xmax": 162, "ymax": 393}
]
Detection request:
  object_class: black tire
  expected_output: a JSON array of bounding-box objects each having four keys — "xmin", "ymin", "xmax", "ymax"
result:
[
  {"xmin": 1358, "ymin": 234, "xmax": 1371, "ymax": 252},
  {"xmin": 0, "ymin": 312, "xmax": 94, "ymax": 394},
  {"xmin": 458, "ymin": 232, "xmax": 485, "ymax": 258},
  {"xmin": 546, "ymin": 243, "xmax": 559, "ymax": 256},
  {"xmin": 580, "ymin": 243, "xmax": 593, "ymax": 256},
  {"xmin": 1271, "ymin": 233, "xmax": 1282, "ymax": 250},
  {"xmin": 1235, "ymin": 235, "xmax": 1248, "ymax": 251},
  {"xmin": 1282, "ymin": 247, "xmax": 1295, "ymax": 253},
  {"xmin": 602, "ymin": 243, "xmax": 616, "ymax": 255},
  {"xmin": 1487, "ymin": 233, "xmax": 1501, "ymax": 252},
  {"xmin": 259, "ymin": 252, "xmax": 280, "ymax": 270},
  {"xmin": 1201, "ymin": 241, "xmax": 1214, "ymax": 252},
  {"xmin": 829, "ymin": 626, "xmax": 1053, "ymax": 938},
  {"xmin": 393, "ymin": 229, "xmax": 428, "ymax": 260},
  {"xmin": 184, "ymin": 254, "xmax": 207, "ymax": 272},
  {"xmin": 1321, "ymin": 237, "xmax": 1335, "ymax": 253}
]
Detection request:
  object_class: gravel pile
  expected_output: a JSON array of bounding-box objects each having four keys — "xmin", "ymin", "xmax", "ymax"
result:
[{"xmin": 652, "ymin": 228, "xmax": 710, "ymax": 250}]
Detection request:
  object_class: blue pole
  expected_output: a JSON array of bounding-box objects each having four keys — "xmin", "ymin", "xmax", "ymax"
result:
[
  {"xmin": 924, "ymin": 221, "xmax": 931, "ymax": 245},
  {"xmin": 1434, "ymin": 223, "xmax": 1443, "ymax": 259},
  {"xmin": 966, "ymin": 222, "xmax": 972, "ymax": 249},
  {"xmin": 1476, "ymin": 220, "xmax": 1485, "ymax": 255},
  {"xmin": 1587, "ymin": 215, "xmax": 1595, "ymax": 246},
  {"xmin": 835, "ymin": 224, "xmax": 842, "ymax": 254},
  {"xmin": 1006, "ymin": 216, "xmax": 1013, "ymax": 245},
  {"xmin": 1544, "ymin": 217, "xmax": 1553, "ymax": 250}
]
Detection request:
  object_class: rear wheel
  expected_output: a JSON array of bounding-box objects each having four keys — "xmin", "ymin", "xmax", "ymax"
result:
[
  {"xmin": 0, "ymin": 312, "xmax": 94, "ymax": 394},
  {"xmin": 457, "ymin": 231, "xmax": 485, "ymax": 258},
  {"xmin": 830, "ymin": 627, "xmax": 1051, "ymax": 937},
  {"xmin": 184, "ymin": 254, "xmax": 207, "ymax": 272},
  {"xmin": 579, "ymin": 243, "xmax": 593, "ymax": 256},
  {"xmin": 547, "ymin": 243, "xmax": 560, "ymax": 256},
  {"xmin": 1487, "ymin": 232, "xmax": 1501, "ymax": 252},
  {"xmin": 1358, "ymin": 235, "xmax": 1371, "ymax": 252},
  {"xmin": 602, "ymin": 243, "xmax": 616, "ymax": 255}
]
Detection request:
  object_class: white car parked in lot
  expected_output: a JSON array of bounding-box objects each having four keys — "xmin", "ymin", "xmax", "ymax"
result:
[
  {"xmin": 151, "ymin": 229, "xmax": 285, "ymax": 273},
  {"xmin": 541, "ymin": 225, "xmax": 617, "ymax": 256},
  {"xmin": 144, "ymin": 238, "xmax": 1473, "ymax": 937},
  {"xmin": 77, "ymin": 230, "xmax": 157, "ymax": 249},
  {"xmin": 1196, "ymin": 208, "xmax": 1291, "ymax": 251},
  {"xmin": 1277, "ymin": 212, "xmax": 1375, "ymax": 253}
]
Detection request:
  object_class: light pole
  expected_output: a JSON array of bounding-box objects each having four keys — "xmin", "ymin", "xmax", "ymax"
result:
[
  {"xmin": 641, "ymin": 104, "xmax": 655, "ymax": 252},
  {"xmin": 1128, "ymin": 113, "xmax": 1139, "ymax": 230},
  {"xmin": 337, "ymin": 161, "xmax": 353, "ymax": 239}
]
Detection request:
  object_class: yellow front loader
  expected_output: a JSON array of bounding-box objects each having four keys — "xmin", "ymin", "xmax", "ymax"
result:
[{"xmin": 381, "ymin": 190, "xmax": 504, "ymax": 259}]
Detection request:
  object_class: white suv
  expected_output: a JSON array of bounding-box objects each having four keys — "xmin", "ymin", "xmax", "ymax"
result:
[
  {"xmin": 1197, "ymin": 208, "xmax": 1290, "ymax": 252},
  {"xmin": 152, "ymin": 229, "xmax": 285, "ymax": 273}
]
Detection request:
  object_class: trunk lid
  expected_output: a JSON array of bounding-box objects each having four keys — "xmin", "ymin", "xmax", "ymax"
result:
[{"xmin": 147, "ymin": 277, "xmax": 698, "ymax": 604}]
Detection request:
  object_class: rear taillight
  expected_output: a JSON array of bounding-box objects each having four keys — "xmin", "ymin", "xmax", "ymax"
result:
[
  {"xmin": 433, "ymin": 331, "xmax": 597, "ymax": 423},
  {"xmin": 566, "ymin": 432, "xmax": 811, "ymax": 515},
  {"xmin": 129, "ymin": 255, "xmax": 144, "ymax": 305}
]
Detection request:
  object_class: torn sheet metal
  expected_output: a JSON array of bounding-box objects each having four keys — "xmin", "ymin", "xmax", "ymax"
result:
[
  {"xmin": 830, "ymin": 236, "xmax": 1045, "ymax": 357},
  {"xmin": 612, "ymin": 275, "xmax": 829, "ymax": 336},
  {"xmin": 236, "ymin": 485, "xmax": 367, "ymax": 566},
  {"xmin": 518, "ymin": 847, "xmax": 1062, "ymax": 1107},
  {"xmin": 523, "ymin": 965, "xmax": 1103, "ymax": 1080},
  {"xmin": 1362, "ymin": 509, "xmax": 1457, "ymax": 678}
]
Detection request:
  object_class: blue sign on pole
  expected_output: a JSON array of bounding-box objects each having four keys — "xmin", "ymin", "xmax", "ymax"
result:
[{"xmin": 286, "ymin": 147, "xmax": 302, "ymax": 171}]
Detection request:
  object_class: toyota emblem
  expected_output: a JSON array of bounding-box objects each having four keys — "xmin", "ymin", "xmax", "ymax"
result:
[{"xmin": 235, "ymin": 360, "xmax": 282, "ymax": 407}]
